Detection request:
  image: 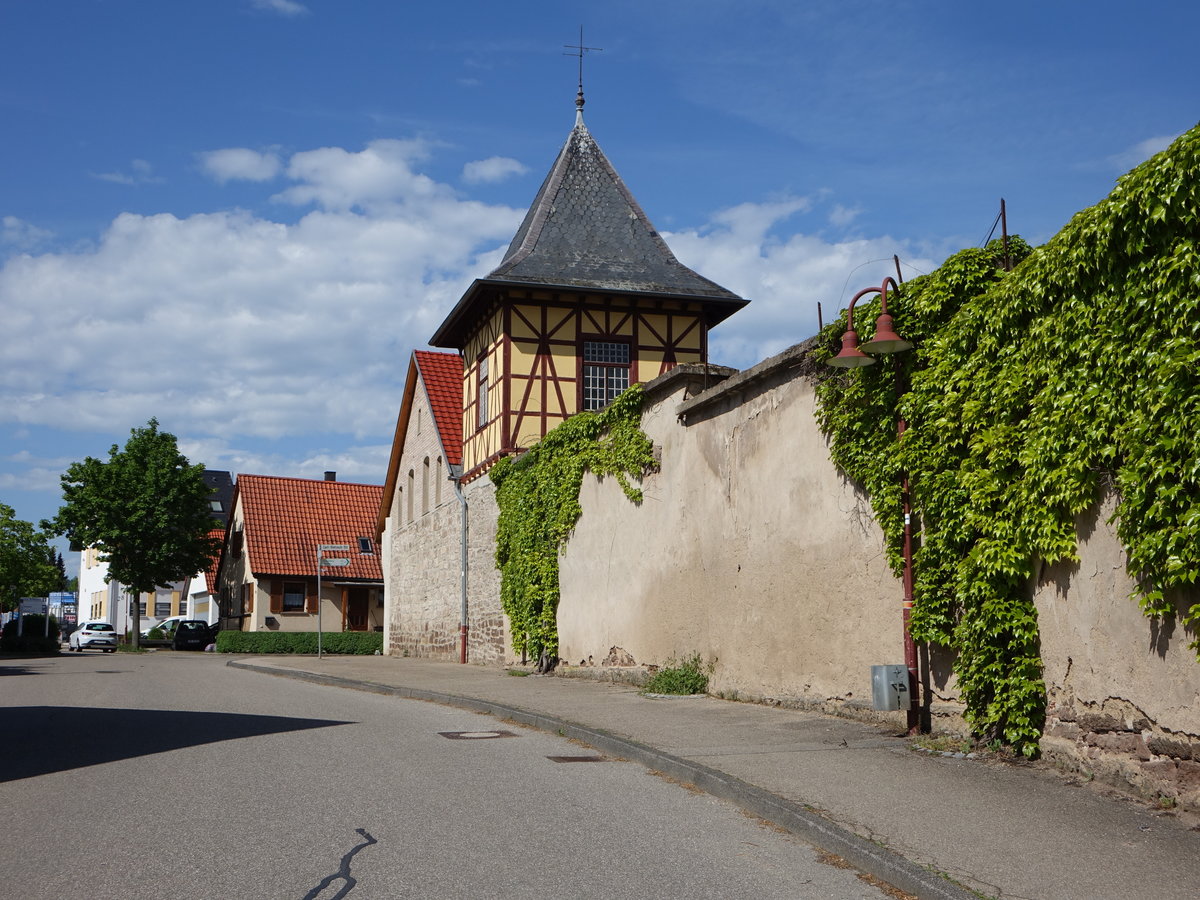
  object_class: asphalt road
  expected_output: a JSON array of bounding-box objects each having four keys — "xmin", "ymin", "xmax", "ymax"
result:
[{"xmin": 0, "ymin": 652, "xmax": 902, "ymax": 900}]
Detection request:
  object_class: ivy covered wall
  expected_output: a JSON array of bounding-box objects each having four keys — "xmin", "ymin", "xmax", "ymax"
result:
[{"xmin": 815, "ymin": 123, "xmax": 1200, "ymax": 755}]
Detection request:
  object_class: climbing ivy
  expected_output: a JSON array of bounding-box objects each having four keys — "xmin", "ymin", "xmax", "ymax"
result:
[
  {"xmin": 490, "ymin": 386, "xmax": 655, "ymax": 667},
  {"xmin": 815, "ymin": 123, "xmax": 1200, "ymax": 755}
]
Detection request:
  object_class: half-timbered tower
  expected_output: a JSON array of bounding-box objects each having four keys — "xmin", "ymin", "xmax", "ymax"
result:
[{"xmin": 430, "ymin": 100, "xmax": 748, "ymax": 482}]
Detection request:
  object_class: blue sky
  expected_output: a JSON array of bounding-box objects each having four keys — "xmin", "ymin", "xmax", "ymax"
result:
[{"xmin": 2, "ymin": 0, "xmax": 1197, "ymax": 568}]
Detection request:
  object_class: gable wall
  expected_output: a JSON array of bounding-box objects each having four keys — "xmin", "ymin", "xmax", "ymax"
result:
[
  {"xmin": 383, "ymin": 367, "xmax": 510, "ymax": 664},
  {"xmin": 383, "ymin": 475, "xmax": 509, "ymax": 664}
]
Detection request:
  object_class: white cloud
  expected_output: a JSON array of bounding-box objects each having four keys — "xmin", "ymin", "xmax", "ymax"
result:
[
  {"xmin": 177, "ymin": 437, "xmax": 390, "ymax": 486},
  {"xmin": 665, "ymin": 198, "xmax": 936, "ymax": 367},
  {"xmin": 250, "ymin": 0, "xmax": 308, "ymax": 16},
  {"xmin": 92, "ymin": 159, "xmax": 164, "ymax": 186},
  {"xmin": 829, "ymin": 204, "xmax": 861, "ymax": 228},
  {"xmin": 2, "ymin": 216, "xmax": 53, "ymax": 253},
  {"xmin": 1106, "ymin": 134, "xmax": 1180, "ymax": 170},
  {"xmin": 1, "ymin": 141, "xmax": 522, "ymax": 448},
  {"xmin": 198, "ymin": 148, "xmax": 283, "ymax": 183},
  {"xmin": 273, "ymin": 139, "xmax": 447, "ymax": 212},
  {"xmin": 462, "ymin": 156, "xmax": 529, "ymax": 184},
  {"xmin": 0, "ymin": 138, "xmax": 939, "ymax": 494}
]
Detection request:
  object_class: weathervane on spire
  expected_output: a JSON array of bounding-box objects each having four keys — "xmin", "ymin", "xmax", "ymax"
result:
[{"xmin": 564, "ymin": 26, "xmax": 602, "ymax": 123}]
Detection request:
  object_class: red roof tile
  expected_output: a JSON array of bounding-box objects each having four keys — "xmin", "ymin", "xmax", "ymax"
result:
[
  {"xmin": 237, "ymin": 475, "xmax": 385, "ymax": 580},
  {"xmin": 414, "ymin": 350, "xmax": 463, "ymax": 467},
  {"xmin": 203, "ymin": 526, "xmax": 226, "ymax": 594}
]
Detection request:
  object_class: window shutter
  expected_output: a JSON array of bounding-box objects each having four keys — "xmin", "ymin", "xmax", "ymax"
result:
[
  {"xmin": 306, "ymin": 581, "xmax": 318, "ymax": 614},
  {"xmin": 270, "ymin": 580, "xmax": 283, "ymax": 614},
  {"xmin": 242, "ymin": 582, "xmax": 254, "ymax": 614}
]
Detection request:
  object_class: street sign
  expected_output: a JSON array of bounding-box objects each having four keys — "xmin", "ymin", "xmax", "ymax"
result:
[
  {"xmin": 320, "ymin": 558, "xmax": 350, "ymax": 567},
  {"xmin": 19, "ymin": 598, "xmax": 47, "ymax": 616}
]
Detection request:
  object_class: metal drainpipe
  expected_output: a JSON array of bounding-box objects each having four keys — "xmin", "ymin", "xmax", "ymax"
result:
[{"xmin": 451, "ymin": 473, "xmax": 469, "ymax": 663}]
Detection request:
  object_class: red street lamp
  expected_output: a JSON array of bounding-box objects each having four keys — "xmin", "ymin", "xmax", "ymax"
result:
[
  {"xmin": 826, "ymin": 276, "xmax": 912, "ymax": 367},
  {"xmin": 826, "ymin": 275, "xmax": 922, "ymax": 735}
]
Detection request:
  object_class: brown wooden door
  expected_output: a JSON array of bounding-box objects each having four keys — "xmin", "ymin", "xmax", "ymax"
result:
[{"xmin": 346, "ymin": 588, "xmax": 369, "ymax": 631}]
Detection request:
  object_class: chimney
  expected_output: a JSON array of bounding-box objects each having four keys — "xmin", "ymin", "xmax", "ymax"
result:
[{"xmin": 324, "ymin": 471, "xmax": 336, "ymax": 482}]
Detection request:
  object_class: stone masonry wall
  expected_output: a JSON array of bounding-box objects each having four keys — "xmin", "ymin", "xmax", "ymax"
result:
[{"xmin": 385, "ymin": 473, "xmax": 510, "ymax": 665}]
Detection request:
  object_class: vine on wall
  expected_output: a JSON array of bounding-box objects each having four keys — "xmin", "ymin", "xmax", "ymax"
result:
[
  {"xmin": 815, "ymin": 123, "xmax": 1200, "ymax": 755},
  {"xmin": 490, "ymin": 386, "xmax": 655, "ymax": 668}
]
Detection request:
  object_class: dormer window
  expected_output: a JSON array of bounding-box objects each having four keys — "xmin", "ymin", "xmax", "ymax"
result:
[{"xmin": 358, "ymin": 537, "xmax": 374, "ymax": 554}]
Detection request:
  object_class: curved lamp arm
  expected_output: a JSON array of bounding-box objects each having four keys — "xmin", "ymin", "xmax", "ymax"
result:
[{"xmin": 827, "ymin": 276, "xmax": 911, "ymax": 367}]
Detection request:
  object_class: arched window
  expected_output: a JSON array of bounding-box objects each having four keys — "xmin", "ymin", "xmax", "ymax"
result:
[
  {"xmin": 422, "ymin": 457, "xmax": 430, "ymax": 515},
  {"xmin": 435, "ymin": 457, "xmax": 443, "ymax": 506}
]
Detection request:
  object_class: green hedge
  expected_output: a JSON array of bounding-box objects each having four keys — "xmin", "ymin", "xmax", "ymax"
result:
[
  {"xmin": 1, "ymin": 614, "xmax": 61, "ymax": 653},
  {"xmin": 216, "ymin": 631, "xmax": 383, "ymax": 655}
]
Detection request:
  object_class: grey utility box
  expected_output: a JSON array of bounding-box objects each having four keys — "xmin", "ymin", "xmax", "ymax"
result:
[{"xmin": 871, "ymin": 664, "xmax": 911, "ymax": 711}]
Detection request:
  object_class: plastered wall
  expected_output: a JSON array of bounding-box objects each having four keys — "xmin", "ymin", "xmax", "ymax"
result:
[{"xmin": 557, "ymin": 353, "xmax": 921, "ymax": 718}]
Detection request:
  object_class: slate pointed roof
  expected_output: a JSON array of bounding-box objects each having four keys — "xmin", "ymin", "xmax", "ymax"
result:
[{"xmin": 430, "ymin": 116, "xmax": 747, "ymax": 348}]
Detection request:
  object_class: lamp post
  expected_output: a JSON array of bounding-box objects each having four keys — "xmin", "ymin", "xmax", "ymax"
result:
[
  {"xmin": 827, "ymin": 276, "xmax": 922, "ymax": 735},
  {"xmin": 316, "ymin": 544, "xmax": 350, "ymax": 659}
]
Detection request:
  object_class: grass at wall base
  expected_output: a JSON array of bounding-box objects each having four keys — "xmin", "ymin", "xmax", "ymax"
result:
[
  {"xmin": 641, "ymin": 653, "xmax": 714, "ymax": 696},
  {"xmin": 814, "ymin": 123, "xmax": 1200, "ymax": 756}
]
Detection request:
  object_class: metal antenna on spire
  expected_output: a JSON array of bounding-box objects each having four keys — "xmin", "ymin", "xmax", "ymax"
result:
[{"xmin": 564, "ymin": 26, "xmax": 602, "ymax": 118}]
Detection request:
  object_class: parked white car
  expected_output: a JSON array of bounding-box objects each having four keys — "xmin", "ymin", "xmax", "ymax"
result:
[
  {"xmin": 69, "ymin": 621, "xmax": 118, "ymax": 653},
  {"xmin": 142, "ymin": 616, "xmax": 188, "ymax": 639}
]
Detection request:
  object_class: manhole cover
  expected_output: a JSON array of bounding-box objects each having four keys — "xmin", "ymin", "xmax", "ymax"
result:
[{"xmin": 438, "ymin": 730, "xmax": 517, "ymax": 740}]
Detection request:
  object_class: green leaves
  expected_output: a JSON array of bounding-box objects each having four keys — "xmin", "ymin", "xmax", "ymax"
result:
[
  {"xmin": 492, "ymin": 387, "xmax": 655, "ymax": 661},
  {"xmin": 814, "ymin": 121, "xmax": 1200, "ymax": 757},
  {"xmin": 0, "ymin": 504, "xmax": 62, "ymax": 612},
  {"xmin": 49, "ymin": 418, "xmax": 222, "ymax": 595}
]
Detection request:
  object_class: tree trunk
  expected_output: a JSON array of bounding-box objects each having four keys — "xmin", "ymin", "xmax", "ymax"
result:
[{"xmin": 129, "ymin": 587, "xmax": 140, "ymax": 650}]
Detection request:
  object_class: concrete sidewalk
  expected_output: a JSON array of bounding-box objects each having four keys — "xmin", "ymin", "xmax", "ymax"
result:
[{"xmin": 228, "ymin": 655, "xmax": 1199, "ymax": 900}]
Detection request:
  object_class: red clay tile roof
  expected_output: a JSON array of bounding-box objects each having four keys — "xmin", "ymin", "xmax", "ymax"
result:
[
  {"xmin": 237, "ymin": 474, "xmax": 385, "ymax": 580},
  {"xmin": 202, "ymin": 526, "xmax": 226, "ymax": 594},
  {"xmin": 414, "ymin": 350, "xmax": 463, "ymax": 467}
]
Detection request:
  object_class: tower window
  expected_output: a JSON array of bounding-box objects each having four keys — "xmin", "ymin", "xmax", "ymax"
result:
[{"xmin": 582, "ymin": 341, "xmax": 630, "ymax": 410}]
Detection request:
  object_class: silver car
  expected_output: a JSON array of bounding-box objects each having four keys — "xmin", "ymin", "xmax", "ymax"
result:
[{"xmin": 69, "ymin": 621, "xmax": 118, "ymax": 653}]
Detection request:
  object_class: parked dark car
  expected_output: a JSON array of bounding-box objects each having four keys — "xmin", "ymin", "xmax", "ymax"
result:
[{"xmin": 171, "ymin": 620, "xmax": 212, "ymax": 651}]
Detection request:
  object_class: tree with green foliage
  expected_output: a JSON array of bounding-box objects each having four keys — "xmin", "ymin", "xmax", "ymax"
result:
[
  {"xmin": 0, "ymin": 504, "xmax": 61, "ymax": 613},
  {"xmin": 815, "ymin": 122, "xmax": 1200, "ymax": 755},
  {"xmin": 51, "ymin": 550, "xmax": 69, "ymax": 592},
  {"xmin": 47, "ymin": 419, "xmax": 222, "ymax": 649}
]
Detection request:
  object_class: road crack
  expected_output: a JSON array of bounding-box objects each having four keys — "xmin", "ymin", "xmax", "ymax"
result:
[{"xmin": 302, "ymin": 827, "xmax": 377, "ymax": 900}]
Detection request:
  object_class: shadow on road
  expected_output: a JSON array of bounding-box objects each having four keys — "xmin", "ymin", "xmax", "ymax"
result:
[{"xmin": 0, "ymin": 707, "xmax": 351, "ymax": 782}]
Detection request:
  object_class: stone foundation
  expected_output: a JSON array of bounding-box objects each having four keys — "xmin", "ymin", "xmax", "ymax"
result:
[{"xmin": 1042, "ymin": 695, "xmax": 1200, "ymax": 813}]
